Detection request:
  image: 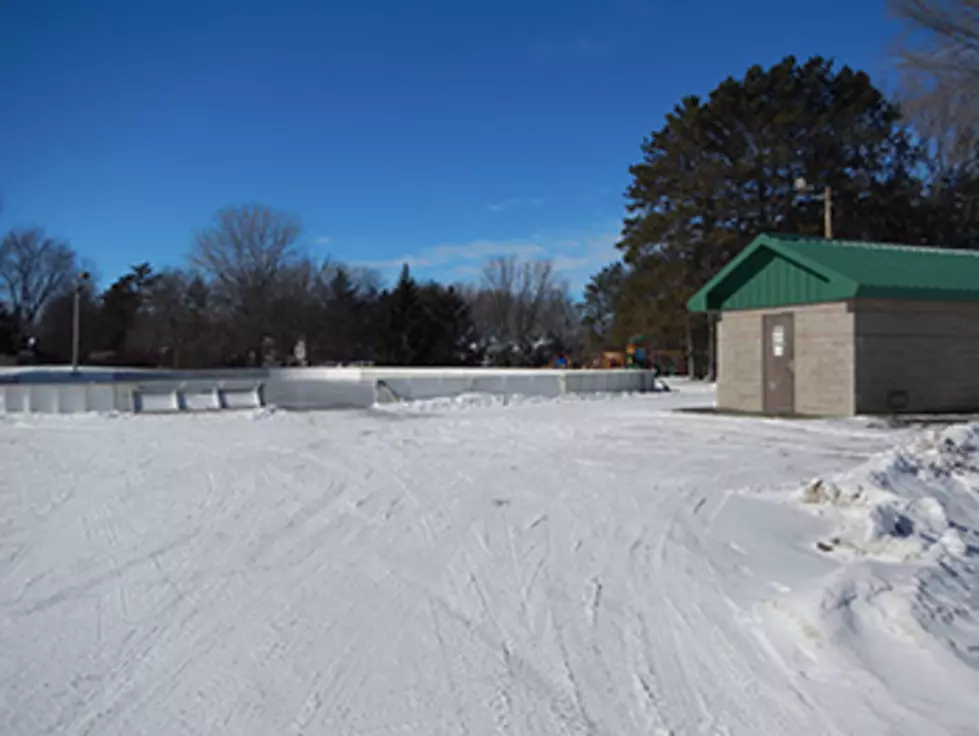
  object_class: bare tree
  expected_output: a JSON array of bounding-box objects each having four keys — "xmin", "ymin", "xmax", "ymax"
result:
[
  {"xmin": 191, "ymin": 204, "xmax": 302, "ymax": 295},
  {"xmin": 0, "ymin": 228, "xmax": 77, "ymax": 330},
  {"xmin": 890, "ymin": 0, "xmax": 979, "ymax": 167},
  {"xmin": 190, "ymin": 204, "xmax": 303, "ymax": 361},
  {"xmin": 904, "ymin": 79, "xmax": 978, "ymax": 174},
  {"xmin": 891, "ymin": 0, "xmax": 979, "ymax": 79},
  {"xmin": 473, "ymin": 256, "xmax": 578, "ymax": 363}
]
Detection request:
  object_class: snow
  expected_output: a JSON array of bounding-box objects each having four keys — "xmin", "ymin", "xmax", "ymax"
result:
[
  {"xmin": 759, "ymin": 423, "xmax": 979, "ymax": 735},
  {"xmin": 1, "ymin": 385, "xmax": 978, "ymax": 735}
]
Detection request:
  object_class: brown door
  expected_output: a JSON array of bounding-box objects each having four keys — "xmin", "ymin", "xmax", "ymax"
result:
[{"xmin": 763, "ymin": 313, "xmax": 795, "ymax": 415}]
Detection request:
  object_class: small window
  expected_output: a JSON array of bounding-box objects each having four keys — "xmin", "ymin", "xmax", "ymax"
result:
[{"xmin": 772, "ymin": 325, "xmax": 785, "ymax": 356}]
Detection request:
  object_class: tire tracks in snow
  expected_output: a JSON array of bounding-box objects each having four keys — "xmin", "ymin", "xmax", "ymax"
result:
[
  {"xmin": 2, "ymin": 400, "xmax": 912, "ymax": 735},
  {"xmin": 274, "ymin": 420, "xmax": 530, "ymax": 734},
  {"xmin": 38, "ymin": 430, "xmax": 364, "ymax": 735},
  {"xmin": 640, "ymin": 485, "xmax": 846, "ymax": 735},
  {"xmin": 492, "ymin": 410, "xmax": 833, "ymax": 734}
]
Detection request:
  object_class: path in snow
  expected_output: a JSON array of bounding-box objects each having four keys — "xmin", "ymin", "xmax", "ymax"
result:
[{"xmin": 0, "ymin": 389, "xmax": 971, "ymax": 735}]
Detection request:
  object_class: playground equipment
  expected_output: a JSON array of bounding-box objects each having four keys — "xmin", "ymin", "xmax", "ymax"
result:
[
  {"xmin": 590, "ymin": 341, "xmax": 687, "ymax": 375},
  {"xmin": 623, "ymin": 339, "xmax": 687, "ymax": 375},
  {"xmin": 624, "ymin": 335, "xmax": 650, "ymax": 369},
  {"xmin": 595, "ymin": 351, "xmax": 625, "ymax": 369}
]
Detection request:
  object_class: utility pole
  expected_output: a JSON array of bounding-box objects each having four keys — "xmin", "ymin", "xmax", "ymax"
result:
[
  {"xmin": 794, "ymin": 178, "xmax": 833, "ymax": 239},
  {"xmin": 823, "ymin": 185, "xmax": 832, "ymax": 239},
  {"xmin": 71, "ymin": 271, "xmax": 90, "ymax": 373}
]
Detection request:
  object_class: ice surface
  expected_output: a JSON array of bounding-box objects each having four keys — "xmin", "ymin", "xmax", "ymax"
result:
[{"xmin": 1, "ymin": 386, "xmax": 977, "ymax": 735}]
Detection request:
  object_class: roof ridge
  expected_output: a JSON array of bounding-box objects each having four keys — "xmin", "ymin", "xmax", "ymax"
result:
[{"xmin": 772, "ymin": 234, "xmax": 979, "ymax": 258}]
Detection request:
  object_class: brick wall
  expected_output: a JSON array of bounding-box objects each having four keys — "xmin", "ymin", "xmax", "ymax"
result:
[
  {"xmin": 854, "ymin": 300, "xmax": 979, "ymax": 414},
  {"xmin": 717, "ymin": 302, "xmax": 855, "ymax": 415}
]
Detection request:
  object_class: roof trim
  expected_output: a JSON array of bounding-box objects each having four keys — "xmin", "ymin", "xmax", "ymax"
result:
[{"xmin": 686, "ymin": 234, "xmax": 858, "ymax": 312}]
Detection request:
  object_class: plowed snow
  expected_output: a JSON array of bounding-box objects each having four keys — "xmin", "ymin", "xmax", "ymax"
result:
[{"xmin": 2, "ymin": 388, "xmax": 977, "ymax": 735}]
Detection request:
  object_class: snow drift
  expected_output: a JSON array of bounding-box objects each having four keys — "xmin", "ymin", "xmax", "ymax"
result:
[
  {"xmin": 371, "ymin": 378, "xmax": 680, "ymax": 415},
  {"xmin": 767, "ymin": 423, "xmax": 979, "ymax": 733}
]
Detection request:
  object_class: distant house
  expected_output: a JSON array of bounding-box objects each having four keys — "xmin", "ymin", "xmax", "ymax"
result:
[{"xmin": 687, "ymin": 234, "xmax": 979, "ymax": 416}]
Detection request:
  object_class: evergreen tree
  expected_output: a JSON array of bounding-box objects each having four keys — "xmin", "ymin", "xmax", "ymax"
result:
[
  {"xmin": 96, "ymin": 263, "xmax": 159, "ymax": 359},
  {"xmin": 581, "ymin": 263, "xmax": 625, "ymax": 351},
  {"xmin": 417, "ymin": 283, "xmax": 482, "ymax": 366},
  {"xmin": 319, "ymin": 265, "xmax": 376, "ymax": 364},
  {"xmin": 376, "ymin": 264, "xmax": 424, "ymax": 365},
  {"xmin": 615, "ymin": 56, "xmax": 926, "ymax": 373}
]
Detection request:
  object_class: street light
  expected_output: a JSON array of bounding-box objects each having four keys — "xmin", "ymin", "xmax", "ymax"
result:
[
  {"xmin": 794, "ymin": 178, "xmax": 833, "ymax": 239},
  {"xmin": 71, "ymin": 271, "xmax": 90, "ymax": 373}
]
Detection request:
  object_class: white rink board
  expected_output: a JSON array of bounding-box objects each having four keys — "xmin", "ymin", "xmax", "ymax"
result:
[{"xmin": 0, "ymin": 366, "xmax": 657, "ymax": 414}]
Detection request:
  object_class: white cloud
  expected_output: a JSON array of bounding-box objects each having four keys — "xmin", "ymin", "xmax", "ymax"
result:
[
  {"xmin": 552, "ymin": 230, "xmax": 621, "ymax": 288},
  {"xmin": 314, "ymin": 236, "xmax": 331, "ymax": 245},
  {"xmin": 550, "ymin": 255, "xmax": 594, "ymax": 271},
  {"xmin": 352, "ymin": 226, "xmax": 621, "ymax": 291},
  {"xmin": 450, "ymin": 264, "xmax": 484, "ymax": 278}
]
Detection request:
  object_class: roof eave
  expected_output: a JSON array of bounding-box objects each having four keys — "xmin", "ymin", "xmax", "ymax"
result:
[
  {"xmin": 854, "ymin": 285, "xmax": 979, "ymax": 303},
  {"xmin": 686, "ymin": 234, "xmax": 857, "ymax": 313}
]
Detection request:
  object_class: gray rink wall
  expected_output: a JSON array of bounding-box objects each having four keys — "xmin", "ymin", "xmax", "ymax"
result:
[{"xmin": 0, "ymin": 366, "xmax": 657, "ymax": 415}]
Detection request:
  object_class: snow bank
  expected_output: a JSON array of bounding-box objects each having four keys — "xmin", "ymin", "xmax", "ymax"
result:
[
  {"xmin": 768, "ymin": 423, "xmax": 979, "ymax": 725},
  {"xmin": 798, "ymin": 423, "xmax": 979, "ymax": 563},
  {"xmin": 371, "ymin": 379, "xmax": 679, "ymax": 414}
]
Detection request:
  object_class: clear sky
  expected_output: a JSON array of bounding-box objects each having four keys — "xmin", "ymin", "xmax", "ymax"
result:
[{"xmin": 1, "ymin": 0, "xmax": 900, "ymax": 291}]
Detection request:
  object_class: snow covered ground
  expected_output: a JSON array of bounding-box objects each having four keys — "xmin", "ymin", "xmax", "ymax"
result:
[{"xmin": 1, "ymin": 384, "xmax": 977, "ymax": 735}]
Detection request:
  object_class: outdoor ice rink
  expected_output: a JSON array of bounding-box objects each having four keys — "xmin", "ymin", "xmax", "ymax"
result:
[{"xmin": 3, "ymin": 385, "xmax": 978, "ymax": 735}]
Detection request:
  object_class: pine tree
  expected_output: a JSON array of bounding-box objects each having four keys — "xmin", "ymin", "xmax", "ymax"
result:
[
  {"xmin": 614, "ymin": 55, "xmax": 925, "ymax": 372},
  {"xmin": 377, "ymin": 264, "xmax": 424, "ymax": 365}
]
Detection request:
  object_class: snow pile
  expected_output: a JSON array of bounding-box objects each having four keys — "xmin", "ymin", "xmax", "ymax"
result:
[
  {"xmin": 798, "ymin": 423, "xmax": 979, "ymax": 563},
  {"xmin": 371, "ymin": 386, "xmax": 673, "ymax": 415},
  {"xmin": 373, "ymin": 391, "xmax": 553, "ymax": 413},
  {"xmin": 768, "ymin": 422, "xmax": 979, "ymax": 724}
]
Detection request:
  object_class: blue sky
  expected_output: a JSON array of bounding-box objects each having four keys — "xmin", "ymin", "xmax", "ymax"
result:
[{"xmin": 1, "ymin": 0, "xmax": 900, "ymax": 292}]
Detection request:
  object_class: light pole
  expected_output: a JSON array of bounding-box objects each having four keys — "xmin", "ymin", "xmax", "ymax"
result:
[
  {"xmin": 794, "ymin": 178, "xmax": 833, "ymax": 239},
  {"xmin": 71, "ymin": 271, "xmax": 90, "ymax": 373}
]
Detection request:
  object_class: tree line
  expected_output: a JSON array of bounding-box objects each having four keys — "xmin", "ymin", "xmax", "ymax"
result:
[
  {"xmin": 3, "ymin": 1, "xmax": 975, "ymax": 373},
  {"xmin": 0, "ymin": 205, "xmax": 582, "ymax": 368}
]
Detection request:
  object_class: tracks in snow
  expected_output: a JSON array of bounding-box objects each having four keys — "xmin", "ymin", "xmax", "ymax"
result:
[{"xmin": 0, "ymin": 402, "xmax": 909, "ymax": 735}]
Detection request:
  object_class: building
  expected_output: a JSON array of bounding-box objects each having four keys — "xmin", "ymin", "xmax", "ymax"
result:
[{"xmin": 686, "ymin": 234, "xmax": 979, "ymax": 416}]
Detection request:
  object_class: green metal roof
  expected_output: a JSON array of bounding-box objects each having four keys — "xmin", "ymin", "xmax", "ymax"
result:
[{"xmin": 687, "ymin": 234, "xmax": 979, "ymax": 312}]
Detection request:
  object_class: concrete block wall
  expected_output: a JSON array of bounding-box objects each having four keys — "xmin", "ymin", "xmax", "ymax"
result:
[
  {"xmin": 717, "ymin": 310, "xmax": 764, "ymax": 412},
  {"xmin": 854, "ymin": 300, "xmax": 979, "ymax": 413},
  {"xmin": 793, "ymin": 302, "xmax": 855, "ymax": 416},
  {"xmin": 717, "ymin": 302, "xmax": 855, "ymax": 416}
]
